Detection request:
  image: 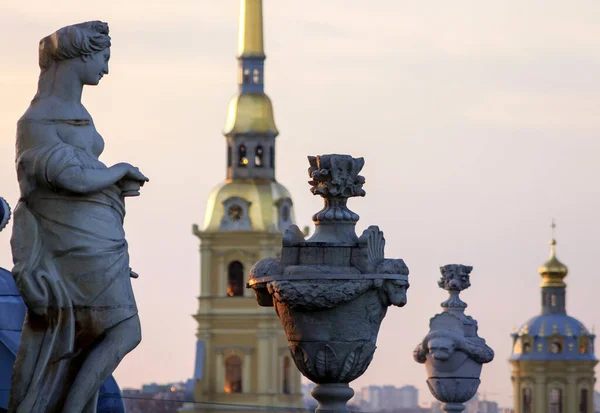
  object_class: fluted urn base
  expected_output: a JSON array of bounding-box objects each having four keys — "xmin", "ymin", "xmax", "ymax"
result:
[
  {"xmin": 426, "ymin": 378, "xmax": 480, "ymax": 413},
  {"xmin": 441, "ymin": 403, "xmax": 466, "ymax": 413},
  {"xmin": 311, "ymin": 383, "xmax": 354, "ymax": 413}
]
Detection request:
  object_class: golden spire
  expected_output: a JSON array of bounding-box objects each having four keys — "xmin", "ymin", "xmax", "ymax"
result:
[
  {"xmin": 238, "ymin": 0, "xmax": 264, "ymax": 58},
  {"xmin": 539, "ymin": 219, "xmax": 568, "ymax": 288},
  {"xmin": 224, "ymin": 0, "xmax": 278, "ymax": 137}
]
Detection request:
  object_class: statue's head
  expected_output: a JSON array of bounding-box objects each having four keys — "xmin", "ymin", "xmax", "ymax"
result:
[
  {"xmin": 427, "ymin": 336, "xmax": 456, "ymax": 361},
  {"xmin": 38, "ymin": 21, "xmax": 111, "ymax": 86}
]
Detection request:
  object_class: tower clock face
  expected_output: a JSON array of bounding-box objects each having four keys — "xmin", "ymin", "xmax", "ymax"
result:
[{"xmin": 228, "ymin": 205, "xmax": 243, "ymax": 221}]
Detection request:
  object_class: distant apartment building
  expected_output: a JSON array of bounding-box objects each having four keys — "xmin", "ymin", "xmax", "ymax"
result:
[
  {"xmin": 431, "ymin": 394, "xmax": 501, "ymax": 413},
  {"xmin": 397, "ymin": 386, "xmax": 419, "ymax": 409},
  {"xmin": 122, "ymin": 382, "xmax": 187, "ymax": 413},
  {"xmin": 353, "ymin": 385, "xmax": 418, "ymax": 411},
  {"xmin": 476, "ymin": 400, "xmax": 499, "ymax": 413}
]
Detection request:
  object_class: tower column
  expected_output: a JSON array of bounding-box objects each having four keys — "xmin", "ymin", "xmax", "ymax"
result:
[
  {"xmin": 269, "ymin": 333, "xmax": 278, "ymax": 393},
  {"xmin": 534, "ymin": 371, "xmax": 545, "ymax": 413},
  {"xmin": 566, "ymin": 373, "xmax": 577, "ymax": 413},
  {"xmin": 215, "ymin": 351, "xmax": 225, "ymax": 393},
  {"xmin": 193, "ymin": 330, "xmax": 212, "ymax": 397},
  {"xmin": 243, "ymin": 256, "xmax": 255, "ymax": 297},
  {"xmin": 513, "ymin": 372, "xmax": 521, "ymax": 413},
  {"xmin": 243, "ymin": 351, "xmax": 252, "ymax": 394},
  {"xmin": 217, "ymin": 254, "xmax": 226, "ymax": 296},
  {"xmin": 199, "ymin": 238, "xmax": 212, "ymax": 296},
  {"xmin": 256, "ymin": 330, "xmax": 270, "ymax": 393}
]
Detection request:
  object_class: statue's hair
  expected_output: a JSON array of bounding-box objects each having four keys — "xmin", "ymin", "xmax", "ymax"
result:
[{"xmin": 38, "ymin": 21, "xmax": 111, "ymax": 71}]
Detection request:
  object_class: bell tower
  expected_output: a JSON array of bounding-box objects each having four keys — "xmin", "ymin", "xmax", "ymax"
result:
[
  {"xmin": 509, "ymin": 222, "xmax": 597, "ymax": 413},
  {"xmin": 181, "ymin": 1, "xmax": 303, "ymax": 412}
]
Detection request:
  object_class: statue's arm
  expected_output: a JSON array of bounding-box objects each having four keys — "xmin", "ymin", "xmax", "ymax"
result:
[
  {"xmin": 55, "ymin": 163, "xmax": 130, "ymax": 194},
  {"xmin": 19, "ymin": 121, "xmax": 144, "ymax": 194}
]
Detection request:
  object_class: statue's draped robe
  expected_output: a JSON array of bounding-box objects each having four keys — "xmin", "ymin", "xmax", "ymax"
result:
[{"xmin": 9, "ymin": 121, "xmax": 137, "ymax": 413}]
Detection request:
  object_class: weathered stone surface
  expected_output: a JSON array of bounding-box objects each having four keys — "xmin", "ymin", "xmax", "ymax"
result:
[
  {"xmin": 8, "ymin": 21, "xmax": 147, "ymax": 413},
  {"xmin": 248, "ymin": 154, "xmax": 409, "ymax": 413},
  {"xmin": 414, "ymin": 265, "xmax": 493, "ymax": 413}
]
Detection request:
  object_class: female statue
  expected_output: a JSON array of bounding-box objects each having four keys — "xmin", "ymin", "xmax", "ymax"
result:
[{"xmin": 9, "ymin": 21, "xmax": 148, "ymax": 413}]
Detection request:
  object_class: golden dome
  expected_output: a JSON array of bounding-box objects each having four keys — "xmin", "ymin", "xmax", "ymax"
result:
[
  {"xmin": 538, "ymin": 239, "xmax": 568, "ymax": 288},
  {"xmin": 223, "ymin": 93, "xmax": 278, "ymax": 136},
  {"xmin": 202, "ymin": 179, "xmax": 294, "ymax": 232}
]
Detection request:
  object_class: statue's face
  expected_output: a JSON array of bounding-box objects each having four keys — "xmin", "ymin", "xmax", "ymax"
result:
[
  {"xmin": 428, "ymin": 337, "xmax": 455, "ymax": 361},
  {"xmin": 387, "ymin": 282, "xmax": 407, "ymax": 307},
  {"xmin": 81, "ymin": 47, "xmax": 110, "ymax": 85}
]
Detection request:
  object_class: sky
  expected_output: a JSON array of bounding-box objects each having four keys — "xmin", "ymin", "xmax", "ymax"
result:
[{"xmin": 1, "ymin": 0, "xmax": 600, "ymax": 408}]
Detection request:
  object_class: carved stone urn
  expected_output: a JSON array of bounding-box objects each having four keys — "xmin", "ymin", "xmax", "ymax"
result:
[
  {"xmin": 248, "ymin": 154, "xmax": 410, "ymax": 413},
  {"xmin": 414, "ymin": 265, "xmax": 494, "ymax": 413}
]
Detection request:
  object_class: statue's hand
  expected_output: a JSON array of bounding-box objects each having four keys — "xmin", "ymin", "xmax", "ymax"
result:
[
  {"xmin": 115, "ymin": 163, "xmax": 149, "ymax": 197},
  {"xmin": 124, "ymin": 165, "xmax": 149, "ymax": 184},
  {"xmin": 115, "ymin": 163, "xmax": 150, "ymax": 184}
]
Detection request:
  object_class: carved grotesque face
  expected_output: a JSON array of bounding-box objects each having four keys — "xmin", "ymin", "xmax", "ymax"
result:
[
  {"xmin": 428, "ymin": 337, "xmax": 455, "ymax": 361},
  {"xmin": 81, "ymin": 47, "xmax": 110, "ymax": 85},
  {"xmin": 438, "ymin": 264, "xmax": 472, "ymax": 291},
  {"xmin": 387, "ymin": 281, "xmax": 408, "ymax": 307},
  {"xmin": 378, "ymin": 279, "xmax": 408, "ymax": 307}
]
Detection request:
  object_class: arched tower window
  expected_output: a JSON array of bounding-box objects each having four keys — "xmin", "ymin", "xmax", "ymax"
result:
[
  {"xmin": 227, "ymin": 261, "xmax": 244, "ymax": 297},
  {"xmin": 550, "ymin": 388, "xmax": 563, "ymax": 413},
  {"xmin": 227, "ymin": 145, "xmax": 232, "ymax": 167},
  {"xmin": 238, "ymin": 145, "xmax": 248, "ymax": 167},
  {"xmin": 579, "ymin": 388, "xmax": 589, "ymax": 413},
  {"xmin": 282, "ymin": 356, "xmax": 291, "ymax": 395},
  {"xmin": 579, "ymin": 336, "xmax": 589, "ymax": 354},
  {"xmin": 255, "ymin": 146, "xmax": 264, "ymax": 167},
  {"xmin": 550, "ymin": 337, "xmax": 563, "ymax": 354},
  {"xmin": 522, "ymin": 336, "xmax": 532, "ymax": 354},
  {"xmin": 224, "ymin": 355, "xmax": 243, "ymax": 393},
  {"xmin": 253, "ymin": 68, "xmax": 260, "ymax": 84},
  {"xmin": 522, "ymin": 388, "xmax": 533, "ymax": 413},
  {"xmin": 243, "ymin": 68, "xmax": 250, "ymax": 84}
]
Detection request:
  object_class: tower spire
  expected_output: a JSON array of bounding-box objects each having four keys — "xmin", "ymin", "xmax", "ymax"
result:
[
  {"xmin": 538, "ymin": 219, "xmax": 569, "ymax": 314},
  {"xmin": 238, "ymin": 0, "xmax": 264, "ymax": 58},
  {"xmin": 223, "ymin": 0, "xmax": 278, "ymax": 181},
  {"xmin": 550, "ymin": 218, "xmax": 557, "ymax": 257}
]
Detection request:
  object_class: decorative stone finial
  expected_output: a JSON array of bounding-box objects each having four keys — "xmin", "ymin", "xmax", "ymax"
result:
[
  {"xmin": 248, "ymin": 154, "xmax": 409, "ymax": 413},
  {"xmin": 414, "ymin": 265, "xmax": 493, "ymax": 413},
  {"xmin": 438, "ymin": 264, "xmax": 472, "ymax": 310},
  {"xmin": 307, "ymin": 154, "xmax": 366, "ymax": 244}
]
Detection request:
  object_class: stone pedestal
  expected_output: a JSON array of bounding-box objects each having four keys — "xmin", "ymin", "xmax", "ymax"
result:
[{"xmin": 248, "ymin": 154, "xmax": 410, "ymax": 413}]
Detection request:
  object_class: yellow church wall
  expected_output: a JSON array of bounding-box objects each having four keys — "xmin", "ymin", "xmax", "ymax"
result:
[{"xmin": 510, "ymin": 360, "xmax": 596, "ymax": 413}]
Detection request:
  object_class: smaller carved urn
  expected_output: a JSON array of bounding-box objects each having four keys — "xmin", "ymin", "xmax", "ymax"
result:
[
  {"xmin": 248, "ymin": 154, "xmax": 410, "ymax": 413},
  {"xmin": 414, "ymin": 265, "xmax": 494, "ymax": 413}
]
